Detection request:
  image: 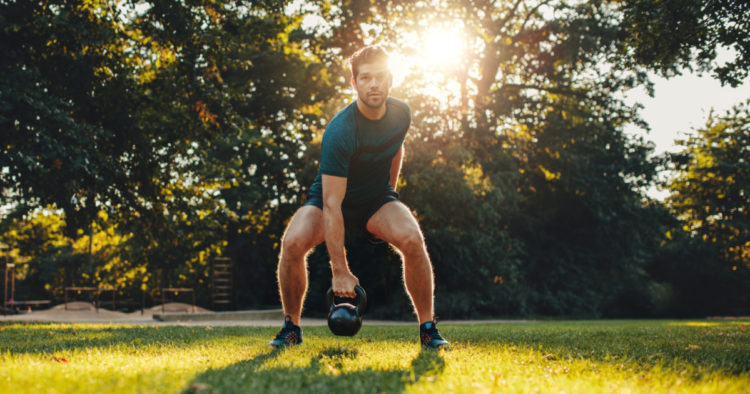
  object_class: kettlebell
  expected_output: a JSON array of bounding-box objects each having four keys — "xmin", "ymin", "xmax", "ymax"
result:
[{"xmin": 326, "ymin": 285, "xmax": 367, "ymax": 336}]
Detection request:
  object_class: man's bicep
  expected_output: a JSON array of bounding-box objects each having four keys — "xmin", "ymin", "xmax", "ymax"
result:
[
  {"xmin": 322, "ymin": 174, "xmax": 347, "ymax": 208},
  {"xmin": 320, "ymin": 130, "xmax": 353, "ymax": 177}
]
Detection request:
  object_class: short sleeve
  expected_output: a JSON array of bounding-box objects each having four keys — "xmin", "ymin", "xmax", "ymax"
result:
[{"xmin": 320, "ymin": 126, "xmax": 354, "ymax": 177}]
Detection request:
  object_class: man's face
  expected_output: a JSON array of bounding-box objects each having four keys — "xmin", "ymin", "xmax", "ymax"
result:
[{"xmin": 352, "ymin": 62, "xmax": 392, "ymax": 109}]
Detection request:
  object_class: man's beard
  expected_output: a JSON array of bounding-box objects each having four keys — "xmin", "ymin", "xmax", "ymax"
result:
[{"xmin": 361, "ymin": 92, "xmax": 386, "ymax": 109}]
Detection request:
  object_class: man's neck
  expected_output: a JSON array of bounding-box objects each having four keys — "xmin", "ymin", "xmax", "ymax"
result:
[{"xmin": 356, "ymin": 98, "xmax": 387, "ymax": 120}]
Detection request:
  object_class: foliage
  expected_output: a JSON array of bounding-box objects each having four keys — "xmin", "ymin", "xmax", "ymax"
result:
[
  {"xmin": 653, "ymin": 101, "xmax": 750, "ymax": 314},
  {"xmin": 509, "ymin": 95, "xmax": 669, "ymax": 316},
  {"xmin": 1, "ymin": 0, "xmax": 137, "ymax": 234},
  {"xmin": 614, "ymin": 0, "xmax": 750, "ymax": 86},
  {"xmin": 1, "ymin": 0, "xmax": 744, "ymax": 317},
  {"xmin": 668, "ymin": 101, "xmax": 750, "ymax": 267},
  {"xmin": 0, "ymin": 210, "xmax": 73, "ymax": 301},
  {"xmin": 1, "ymin": 0, "xmax": 336, "ymax": 302},
  {"xmin": 297, "ymin": 0, "xmax": 669, "ymax": 317},
  {"xmin": 0, "ymin": 208, "xmax": 150, "ymax": 304},
  {"xmin": 0, "ymin": 320, "xmax": 748, "ymax": 393}
]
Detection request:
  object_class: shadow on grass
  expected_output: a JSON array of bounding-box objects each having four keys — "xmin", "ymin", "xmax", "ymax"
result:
[
  {"xmin": 449, "ymin": 320, "xmax": 750, "ymax": 376},
  {"xmin": 183, "ymin": 346, "xmax": 446, "ymax": 393},
  {"xmin": 4, "ymin": 320, "xmax": 746, "ymax": 382}
]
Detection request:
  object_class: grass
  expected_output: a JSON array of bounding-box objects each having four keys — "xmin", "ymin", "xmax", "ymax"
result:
[{"xmin": 0, "ymin": 319, "xmax": 748, "ymax": 393}]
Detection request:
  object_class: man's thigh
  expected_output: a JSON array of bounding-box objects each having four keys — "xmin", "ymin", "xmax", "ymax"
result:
[
  {"xmin": 365, "ymin": 201, "xmax": 423, "ymax": 246},
  {"xmin": 283, "ymin": 205, "xmax": 325, "ymax": 250}
]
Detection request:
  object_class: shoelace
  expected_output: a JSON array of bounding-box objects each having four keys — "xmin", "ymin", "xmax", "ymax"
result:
[{"xmin": 275, "ymin": 323, "xmax": 296, "ymax": 340}]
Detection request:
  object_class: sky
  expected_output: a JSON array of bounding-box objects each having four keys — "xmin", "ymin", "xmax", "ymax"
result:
[
  {"xmin": 624, "ymin": 73, "xmax": 750, "ymax": 155},
  {"xmin": 622, "ymin": 71, "xmax": 749, "ymax": 199}
]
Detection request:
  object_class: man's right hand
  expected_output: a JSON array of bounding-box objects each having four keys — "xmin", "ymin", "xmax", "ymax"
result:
[{"xmin": 332, "ymin": 270, "xmax": 360, "ymax": 298}]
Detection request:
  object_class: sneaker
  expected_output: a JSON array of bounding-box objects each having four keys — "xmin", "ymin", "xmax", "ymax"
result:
[
  {"xmin": 420, "ymin": 321, "xmax": 449, "ymax": 349},
  {"xmin": 268, "ymin": 315, "xmax": 302, "ymax": 347}
]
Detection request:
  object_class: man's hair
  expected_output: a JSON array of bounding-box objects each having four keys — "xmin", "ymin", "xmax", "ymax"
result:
[{"xmin": 349, "ymin": 45, "xmax": 390, "ymax": 80}]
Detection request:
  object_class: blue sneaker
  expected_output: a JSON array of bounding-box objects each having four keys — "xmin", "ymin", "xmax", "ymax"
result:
[
  {"xmin": 420, "ymin": 321, "xmax": 449, "ymax": 349},
  {"xmin": 268, "ymin": 316, "xmax": 302, "ymax": 347}
]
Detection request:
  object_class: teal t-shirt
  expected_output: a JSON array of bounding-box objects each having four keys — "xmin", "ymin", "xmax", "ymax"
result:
[{"xmin": 308, "ymin": 97, "xmax": 411, "ymax": 207}]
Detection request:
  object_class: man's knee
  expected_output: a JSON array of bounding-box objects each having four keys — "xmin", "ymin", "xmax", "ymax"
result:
[
  {"xmin": 280, "ymin": 232, "xmax": 311, "ymax": 261},
  {"xmin": 395, "ymin": 229, "xmax": 426, "ymax": 256},
  {"xmin": 279, "ymin": 207, "xmax": 321, "ymax": 261}
]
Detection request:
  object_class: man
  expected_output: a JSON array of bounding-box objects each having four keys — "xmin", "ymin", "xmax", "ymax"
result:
[{"xmin": 268, "ymin": 45, "xmax": 449, "ymax": 349}]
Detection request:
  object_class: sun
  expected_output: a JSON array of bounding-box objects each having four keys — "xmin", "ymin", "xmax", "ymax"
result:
[
  {"xmin": 387, "ymin": 23, "xmax": 467, "ymax": 97},
  {"xmin": 421, "ymin": 28, "xmax": 465, "ymax": 69}
]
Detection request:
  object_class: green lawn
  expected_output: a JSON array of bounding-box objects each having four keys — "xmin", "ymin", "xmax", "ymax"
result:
[{"xmin": 1, "ymin": 319, "xmax": 748, "ymax": 393}]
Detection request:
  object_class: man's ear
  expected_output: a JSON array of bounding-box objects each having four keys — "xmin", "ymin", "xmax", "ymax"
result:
[{"xmin": 350, "ymin": 76, "xmax": 357, "ymax": 90}]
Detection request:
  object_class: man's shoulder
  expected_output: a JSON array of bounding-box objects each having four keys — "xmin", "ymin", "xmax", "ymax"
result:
[
  {"xmin": 327, "ymin": 101, "xmax": 358, "ymax": 132},
  {"xmin": 387, "ymin": 97, "xmax": 411, "ymax": 121}
]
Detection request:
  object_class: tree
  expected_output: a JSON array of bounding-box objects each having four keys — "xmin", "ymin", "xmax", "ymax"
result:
[
  {"xmin": 298, "ymin": 0, "xmax": 667, "ymax": 316},
  {"xmin": 510, "ymin": 94, "xmax": 668, "ymax": 315},
  {"xmin": 0, "ymin": 207, "xmax": 143, "ymax": 303},
  {"xmin": 125, "ymin": 0, "xmax": 339, "ymax": 303},
  {"xmin": 644, "ymin": 101, "xmax": 750, "ymax": 316},
  {"xmin": 1, "ymin": 0, "xmax": 337, "ymax": 297},
  {"xmin": 667, "ymin": 101, "xmax": 750, "ymax": 271},
  {"xmin": 614, "ymin": 0, "xmax": 750, "ymax": 86},
  {"xmin": 2, "ymin": 0, "xmax": 682, "ymax": 316},
  {"xmin": 1, "ymin": 0, "xmax": 138, "ymax": 234}
]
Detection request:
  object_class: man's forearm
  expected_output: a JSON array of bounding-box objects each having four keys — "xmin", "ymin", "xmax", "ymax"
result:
[{"xmin": 323, "ymin": 205, "xmax": 349, "ymax": 274}]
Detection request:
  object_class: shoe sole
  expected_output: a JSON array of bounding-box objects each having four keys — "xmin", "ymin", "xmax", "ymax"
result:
[
  {"xmin": 422, "ymin": 343, "xmax": 449, "ymax": 350},
  {"xmin": 268, "ymin": 341, "xmax": 301, "ymax": 348}
]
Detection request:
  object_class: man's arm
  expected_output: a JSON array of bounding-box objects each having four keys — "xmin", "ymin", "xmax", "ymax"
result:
[
  {"xmin": 322, "ymin": 174, "xmax": 359, "ymax": 297},
  {"xmin": 390, "ymin": 145, "xmax": 404, "ymax": 191}
]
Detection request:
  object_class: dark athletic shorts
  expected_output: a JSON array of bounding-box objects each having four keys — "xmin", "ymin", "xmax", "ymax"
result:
[{"xmin": 303, "ymin": 187, "xmax": 400, "ymax": 234}]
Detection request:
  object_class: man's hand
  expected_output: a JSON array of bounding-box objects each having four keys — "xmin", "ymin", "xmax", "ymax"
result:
[{"xmin": 332, "ymin": 270, "xmax": 360, "ymax": 298}]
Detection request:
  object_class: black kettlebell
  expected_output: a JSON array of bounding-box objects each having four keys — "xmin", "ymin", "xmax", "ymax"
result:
[{"xmin": 326, "ymin": 285, "xmax": 367, "ymax": 336}]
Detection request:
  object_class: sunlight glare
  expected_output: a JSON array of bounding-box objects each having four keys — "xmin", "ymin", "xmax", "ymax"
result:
[
  {"xmin": 388, "ymin": 53, "xmax": 417, "ymax": 88},
  {"xmin": 422, "ymin": 28, "xmax": 465, "ymax": 69}
]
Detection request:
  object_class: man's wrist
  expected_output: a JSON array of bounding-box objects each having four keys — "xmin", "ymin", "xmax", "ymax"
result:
[{"xmin": 330, "ymin": 263, "xmax": 350, "ymax": 275}]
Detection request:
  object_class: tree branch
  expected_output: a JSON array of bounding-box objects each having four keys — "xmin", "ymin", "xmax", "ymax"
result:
[
  {"xmin": 494, "ymin": 0, "xmax": 524, "ymax": 36},
  {"xmin": 499, "ymin": 83, "xmax": 587, "ymax": 98},
  {"xmin": 517, "ymin": 0, "xmax": 555, "ymax": 36}
]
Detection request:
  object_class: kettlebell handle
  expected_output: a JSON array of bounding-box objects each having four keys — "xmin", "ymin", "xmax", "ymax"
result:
[{"xmin": 326, "ymin": 285, "xmax": 367, "ymax": 317}]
